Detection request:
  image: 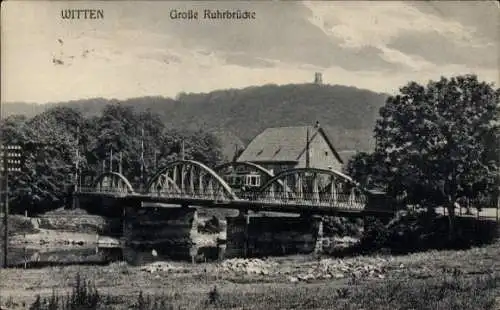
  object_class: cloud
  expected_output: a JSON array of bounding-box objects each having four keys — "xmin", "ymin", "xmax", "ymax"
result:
[
  {"xmin": 409, "ymin": 1, "xmax": 499, "ymax": 43},
  {"xmin": 302, "ymin": 1, "xmax": 495, "ymax": 71},
  {"xmin": 222, "ymin": 53, "xmax": 276, "ymax": 68},
  {"xmin": 387, "ymin": 31, "xmax": 497, "ymax": 68},
  {"xmin": 303, "ymin": 1, "xmax": 479, "ymax": 47}
]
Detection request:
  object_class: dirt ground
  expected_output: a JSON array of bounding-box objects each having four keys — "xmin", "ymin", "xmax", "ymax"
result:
[{"xmin": 1, "ymin": 240, "xmax": 499, "ymax": 309}]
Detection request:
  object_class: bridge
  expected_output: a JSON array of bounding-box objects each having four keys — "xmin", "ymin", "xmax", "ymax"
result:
[
  {"xmin": 76, "ymin": 160, "xmax": 396, "ymax": 217},
  {"xmin": 73, "ymin": 160, "xmax": 402, "ymax": 259}
]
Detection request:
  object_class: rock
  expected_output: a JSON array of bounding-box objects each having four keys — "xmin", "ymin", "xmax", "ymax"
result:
[
  {"xmin": 219, "ymin": 258, "xmax": 276, "ymax": 275},
  {"xmin": 140, "ymin": 262, "xmax": 178, "ymax": 273},
  {"xmin": 288, "ymin": 276, "xmax": 299, "ymax": 283},
  {"xmin": 98, "ymin": 236, "xmax": 121, "ymax": 246}
]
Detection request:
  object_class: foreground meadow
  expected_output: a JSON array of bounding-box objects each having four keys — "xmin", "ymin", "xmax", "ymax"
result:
[{"xmin": 1, "ymin": 240, "xmax": 499, "ymax": 310}]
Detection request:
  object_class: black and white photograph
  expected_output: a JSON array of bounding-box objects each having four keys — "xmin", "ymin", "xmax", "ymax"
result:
[{"xmin": 1, "ymin": 1, "xmax": 499, "ymax": 309}]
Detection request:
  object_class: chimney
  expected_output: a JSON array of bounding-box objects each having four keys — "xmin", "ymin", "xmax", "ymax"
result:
[{"xmin": 315, "ymin": 121, "xmax": 320, "ymax": 129}]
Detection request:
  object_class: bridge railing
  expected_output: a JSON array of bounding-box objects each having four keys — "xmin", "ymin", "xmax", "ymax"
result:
[
  {"xmin": 145, "ymin": 190, "xmax": 233, "ymax": 201},
  {"xmin": 239, "ymin": 191, "xmax": 366, "ymax": 209},
  {"xmin": 76, "ymin": 188, "xmax": 367, "ymax": 210},
  {"xmin": 78, "ymin": 187, "xmax": 133, "ymax": 194}
]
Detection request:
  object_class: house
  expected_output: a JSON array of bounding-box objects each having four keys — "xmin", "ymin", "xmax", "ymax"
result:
[{"xmin": 236, "ymin": 123, "xmax": 344, "ymax": 175}]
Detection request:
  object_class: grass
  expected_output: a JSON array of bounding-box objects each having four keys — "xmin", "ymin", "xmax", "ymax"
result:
[
  {"xmin": 23, "ymin": 270, "xmax": 499, "ymax": 310},
  {"xmin": 205, "ymin": 274, "xmax": 499, "ymax": 309}
]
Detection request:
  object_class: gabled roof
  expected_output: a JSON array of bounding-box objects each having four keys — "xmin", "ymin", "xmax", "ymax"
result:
[{"xmin": 237, "ymin": 126, "xmax": 343, "ymax": 164}]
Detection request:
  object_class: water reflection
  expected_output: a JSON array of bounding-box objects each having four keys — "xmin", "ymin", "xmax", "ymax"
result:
[
  {"xmin": 1, "ymin": 244, "xmax": 223, "ymax": 268},
  {"xmin": 1, "ymin": 246, "xmax": 123, "ymax": 268}
]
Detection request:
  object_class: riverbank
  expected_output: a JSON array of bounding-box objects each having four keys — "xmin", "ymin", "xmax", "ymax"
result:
[
  {"xmin": 0, "ymin": 211, "xmax": 119, "ymax": 247},
  {"xmin": 9, "ymin": 229, "xmax": 117, "ymax": 247}
]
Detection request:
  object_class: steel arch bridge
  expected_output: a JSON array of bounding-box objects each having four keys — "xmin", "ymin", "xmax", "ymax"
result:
[
  {"xmin": 145, "ymin": 160, "xmax": 238, "ymax": 201},
  {"xmin": 91, "ymin": 172, "xmax": 135, "ymax": 195},
  {"xmin": 250, "ymin": 168, "xmax": 367, "ymax": 209},
  {"xmin": 78, "ymin": 160, "xmax": 375, "ymax": 213}
]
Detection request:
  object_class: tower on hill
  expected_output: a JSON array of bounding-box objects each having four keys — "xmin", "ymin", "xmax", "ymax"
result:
[{"xmin": 314, "ymin": 72, "xmax": 323, "ymax": 84}]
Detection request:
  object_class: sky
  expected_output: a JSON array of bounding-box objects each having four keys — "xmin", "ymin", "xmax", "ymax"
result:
[{"xmin": 1, "ymin": 1, "xmax": 499, "ymax": 103}]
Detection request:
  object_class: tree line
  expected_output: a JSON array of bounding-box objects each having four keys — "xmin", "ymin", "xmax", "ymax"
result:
[{"xmin": 0, "ymin": 104, "xmax": 224, "ymax": 214}]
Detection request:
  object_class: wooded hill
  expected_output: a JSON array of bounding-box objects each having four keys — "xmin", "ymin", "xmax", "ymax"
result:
[{"xmin": 3, "ymin": 83, "xmax": 389, "ymax": 156}]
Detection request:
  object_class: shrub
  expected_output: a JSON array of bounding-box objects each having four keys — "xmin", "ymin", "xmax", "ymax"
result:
[
  {"xmin": 359, "ymin": 217, "xmax": 389, "ymax": 253},
  {"xmin": 323, "ymin": 217, "xmax": 363, "ymax": 237},
  {"xmin": 29, "ymin": 273, "xmax": 100, "ymax": 310},
  {"xmin": 207, "ymin": 285, "xmax": 220, "ymax": 305}
]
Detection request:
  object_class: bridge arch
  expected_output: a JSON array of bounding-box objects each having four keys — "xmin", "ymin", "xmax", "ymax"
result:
[
  {"xmin": 255, "ymin": 168, "xmax": 367, "ymax": 208},
  {"xmin": 92, "ymin": 172, "xmax": 135, "ymax": 193},
  {"xmin": 145, "ymin": 160, "xmax": 238, "ymax": 201}
]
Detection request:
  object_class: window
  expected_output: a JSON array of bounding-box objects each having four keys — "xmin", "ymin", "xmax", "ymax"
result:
[
  {"xmin": 325, "ymin": 151, "xmax": 328, "ymax": 156},
  {"xmin": 225, "ymin": 174, "xmax": 244, "ymax": 187},
  {"xmin": 245, "ymin": 175, "xmax": 261, "ymax": 187}
]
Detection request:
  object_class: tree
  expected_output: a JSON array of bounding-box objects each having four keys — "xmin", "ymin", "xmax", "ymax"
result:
[
  {"xmin": 0, "ymin": 107, "xmax": 86, "ymax": 214},
  {"xmin": 372, "ymin": 74, "xmax": 499, "ymax": 239},
  {"xmin": 344, "ymin": 151, "xmax": 387, "ymax": 189},
  {"xmin": 90, "ymin": 104, "xmax": 224, "ymax": 188}
]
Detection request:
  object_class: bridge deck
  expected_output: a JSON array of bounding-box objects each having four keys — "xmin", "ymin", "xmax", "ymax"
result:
[{"xmin": 76, "ymin": 192, "xmax": 394, "ymax": 217}]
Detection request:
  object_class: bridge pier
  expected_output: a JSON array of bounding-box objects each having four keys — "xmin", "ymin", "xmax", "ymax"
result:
[
  {"xmin": 225, "ymin": 211, "xmax": 323, "ymax": 258},
  {"xmin": 122, "ymin": 204, "xmax": 198, "ymax": 261}
]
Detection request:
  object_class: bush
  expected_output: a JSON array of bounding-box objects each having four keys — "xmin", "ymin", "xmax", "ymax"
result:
[
  {"xmin": 323, "ymin": 217, "xmax": 363, "ymax": 237},
  {"xmin": 357, "ymin": 210, "xmax": 499, "ymax": 255},
  {"xmin": 359, "ymin": 217, "xmax": 389, "ymax": 253}
]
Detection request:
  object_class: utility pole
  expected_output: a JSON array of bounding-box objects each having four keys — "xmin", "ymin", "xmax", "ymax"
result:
[
  {"xmin": 109, "ymin": 148, "xmax": 113, "ymax": 173},
  {"xmin": 154, "ymin": 150, "xmax": 158, "ymax": 170},
  {"xmin": 233, "ymin": 144, "xmax": 238, "ymax": 162},
  {"xmin": 305, "ymin": 127, "xmax": 310, "ymax": 168},
  {"xmin": 0, "ymin": 101, "xmax": 3, "ymax": 268},
  {"xmin": 74, "ymin": 125, "xmax": 79, "ymax": 192},
  {"xmin": 73, "ymin": 125, "xmax": 80, "ymax": 209},
  {"xmin": 181, "ymin": 139, "xmax": 185, "ymax": 160},
  {"xmin": 140, "ymin": 127, "xmax": 145, "ymax": 190},
  {"xmin": 1, "ymin": 145, "xmax": 22, "ymax": 268},
  {"xmin": 119, "ymin": 152, "xmax": 122, "ymax": 175}
]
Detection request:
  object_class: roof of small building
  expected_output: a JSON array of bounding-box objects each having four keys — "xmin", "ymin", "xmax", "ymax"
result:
[{"xmin": 237, "ymin": 125, "xmax": 343, "ymax": 164}]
